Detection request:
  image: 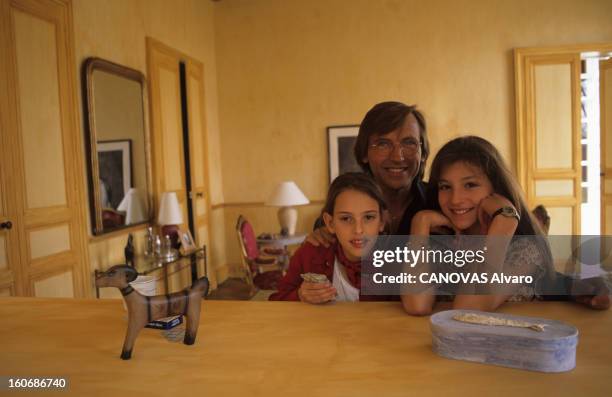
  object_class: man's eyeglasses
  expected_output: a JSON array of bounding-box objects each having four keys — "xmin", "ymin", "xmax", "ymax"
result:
[{"xmin": 369, "ymin": 138, "xmax": 421, "ymax": 157}]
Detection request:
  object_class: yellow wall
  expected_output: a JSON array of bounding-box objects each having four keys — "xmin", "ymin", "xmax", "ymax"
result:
[
  {"xmin": 71, "ymin": 0, "xmax": 226, "ymax": 292},
  {"xmin": 213, "ymin": 0, "xmax": 612, "ymax": 267}
]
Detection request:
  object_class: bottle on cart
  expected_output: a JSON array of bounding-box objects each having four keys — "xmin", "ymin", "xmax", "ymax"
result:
[
  {"xmin": 144, "ymin": 226, "xmax": 154, "ymax": 257},
  {"xmin": 162, "ymin": 235, "xmax": 172, "ymax": 256},
  {"xmin": 154, "ymin": 235, "xmax": 162, "ymax": 257}
]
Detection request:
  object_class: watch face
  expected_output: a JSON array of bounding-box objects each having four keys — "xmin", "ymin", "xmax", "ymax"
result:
[{"xmin": 501, "ymin": 207, "xmax": 519, "ymax": 219}]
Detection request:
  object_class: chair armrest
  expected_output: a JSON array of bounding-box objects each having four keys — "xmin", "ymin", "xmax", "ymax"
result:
[
  {"xmin": 254, "ymin": 256, "xmax": 277, "ymax": 265},
  {"xmin": 262, "ymin": 247, "xmax": 286, "ymax": 255},
  {"xmin": 257, "ymin": 262, "xmax": 282, "ymax": 273}
]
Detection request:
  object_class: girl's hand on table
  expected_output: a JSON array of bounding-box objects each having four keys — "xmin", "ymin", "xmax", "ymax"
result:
[
  {"xmin": 572, "ymin": 277, "xmax": 611, "ymax": 310},
  {"xmin": 298, "ymin": 282, "xmax": 337, "ymax": 304},
  {"xmin": 573, "ymin": 294, "xmax": 610, "ymax": 310}
]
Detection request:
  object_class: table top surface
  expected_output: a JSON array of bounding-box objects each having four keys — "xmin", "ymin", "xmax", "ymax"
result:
[
  {"xmin": 257, "ymin": 233, "xmax": 306, "ymax": 245},
  {"xmin": 1, "ymin": 298, "xmax": 611, "ymax": 396}
]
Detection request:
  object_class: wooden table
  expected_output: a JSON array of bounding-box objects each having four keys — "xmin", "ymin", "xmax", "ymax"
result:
[{"xmin": 0, "ymin": 298, "xmax": 610, "ymax": 396}]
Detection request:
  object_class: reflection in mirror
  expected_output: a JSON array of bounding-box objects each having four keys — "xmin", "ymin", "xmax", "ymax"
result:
[{"xmin": 83, "ymin": 58, "xmax": 152, "ymax": 235}]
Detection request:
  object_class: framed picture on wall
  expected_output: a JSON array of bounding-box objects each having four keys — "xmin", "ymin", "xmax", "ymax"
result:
[
  {"xmin": 97, "ymin": 140, "xmax": 132, "ymax": 209},
  {"xmin": 327, "ymin": 125, "xmax": 361, "ymax": 183}
]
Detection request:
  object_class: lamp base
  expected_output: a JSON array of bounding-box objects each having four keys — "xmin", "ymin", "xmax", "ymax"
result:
[
  {"xmin": 160, "ymin": 224, "xmax": 180, "ymax": 249},
  {"xmin": 277, "ymin": 207, "xmax": 297, "ymax": 236}
]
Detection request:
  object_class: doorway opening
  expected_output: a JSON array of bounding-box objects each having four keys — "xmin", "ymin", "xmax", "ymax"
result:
[{"xmin": 580, "ymin": 56, "xmax": 602, "ymax": 235}]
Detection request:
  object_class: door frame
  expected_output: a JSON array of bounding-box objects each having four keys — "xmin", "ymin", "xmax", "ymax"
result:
[
  {"xmin": 515, "ymin": 42, "xmax": 612, "ymax": 235},
  {"xmin": 146, "ymin": 37, "xmax": 215, "ymax": 287}
]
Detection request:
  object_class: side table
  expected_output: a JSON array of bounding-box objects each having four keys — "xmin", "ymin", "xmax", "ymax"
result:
[
  {"xmin": 256, "ymin": 233, "xmax": 306, "ymax": 268},
  {"xmin": 95, "ymin": 247, "xmax": 207, "ymax": 297}
]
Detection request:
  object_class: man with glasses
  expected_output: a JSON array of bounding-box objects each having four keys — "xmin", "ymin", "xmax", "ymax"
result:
[{"xmin": 309, "ymin": 101, "xmax": 430, "ymax": 245}]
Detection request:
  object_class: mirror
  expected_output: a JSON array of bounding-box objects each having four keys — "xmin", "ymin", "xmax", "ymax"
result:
[{"xmin": 83, "ymin": 58, "xmax": 152, "ymax": 235}]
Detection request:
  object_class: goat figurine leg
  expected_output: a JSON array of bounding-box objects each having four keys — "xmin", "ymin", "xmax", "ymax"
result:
[
  {"xmin": 183, "ymin": 278, "xmax": 208, "ymax": 345},
  {"xmin": 120, "ymin": 301, "xmax": 149, "ymax": 360},
  {"xmin": 121, "ymin": 321, "xmax": 143, "ymax": 360},
  {"xmin": 183, "ymin": 314, "xmax": 198, "ymax": 345}
]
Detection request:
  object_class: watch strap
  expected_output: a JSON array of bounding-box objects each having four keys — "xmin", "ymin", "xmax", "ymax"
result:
[{"xmin": 491, "ymin": 206, "xmax": 520, "ymax": 222}]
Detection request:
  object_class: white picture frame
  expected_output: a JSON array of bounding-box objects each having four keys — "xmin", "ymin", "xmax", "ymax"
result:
[{"xmin": 178, "ymin": 229, "xmax": 197, "ymax": 255}]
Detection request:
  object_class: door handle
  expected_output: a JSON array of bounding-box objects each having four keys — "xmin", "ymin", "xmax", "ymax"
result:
[
  {"xmin": 0, "ymin": 221, "xmax": 12, "ymax": 230},
  {"xmin": 189, "ymin": 191, "xmax": 204, "ymax": 199}
]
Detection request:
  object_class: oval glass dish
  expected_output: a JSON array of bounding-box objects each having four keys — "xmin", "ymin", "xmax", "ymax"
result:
[{"xmin": 430, "ymin": 309, "xmax": 578, "ymax": 372}]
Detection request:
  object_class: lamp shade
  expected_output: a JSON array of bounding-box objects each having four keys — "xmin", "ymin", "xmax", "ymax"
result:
[
  {"xmin": 265, "ymin": 181, "xmax": 310, "ymax": 207},
  {"xmin": 158, "ymin": 192, "xmax": 183, "ymax": 225},
  {"xmin": 117, "ymin": 188, "xmax": 145, "ymax": 225}
]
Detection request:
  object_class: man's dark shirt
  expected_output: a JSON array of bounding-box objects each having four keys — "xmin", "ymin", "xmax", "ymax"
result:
[{"xmin": 395, "ymin": 180, "xmax": 428, "ymax": 235}]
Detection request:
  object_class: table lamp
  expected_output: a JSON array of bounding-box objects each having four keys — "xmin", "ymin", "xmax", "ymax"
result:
[
  {"xmin": 158, "ymin": 191, "xmax": 183, "ymax": 247},
  {"xmin": 117, "ymin": 188, "xmax": 145, "ymax": 225},
  {"xmin": 265, "ymin": 181, "xmax": 309, "ymax": 236}
]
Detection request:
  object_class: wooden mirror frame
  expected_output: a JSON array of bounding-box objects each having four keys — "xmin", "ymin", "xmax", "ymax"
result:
[{"xmin": 82, "ymin": 57, "xmax": 153, "ymax": 235}]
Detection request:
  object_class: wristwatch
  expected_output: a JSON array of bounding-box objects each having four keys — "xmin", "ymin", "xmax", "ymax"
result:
[{"xmin": 491, "ymin": 206, "xmax": 520, "ymax": 222}]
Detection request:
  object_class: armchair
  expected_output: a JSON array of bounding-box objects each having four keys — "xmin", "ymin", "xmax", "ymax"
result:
[{"xmin": 236, "ymin": 215, "xmax": 285, "ymax": 290}]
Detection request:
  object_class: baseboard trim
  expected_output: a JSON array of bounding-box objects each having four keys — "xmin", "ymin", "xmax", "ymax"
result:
[{"xmin": 211, "ymin": 200, "xmax": 324, "ymax": 210}]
